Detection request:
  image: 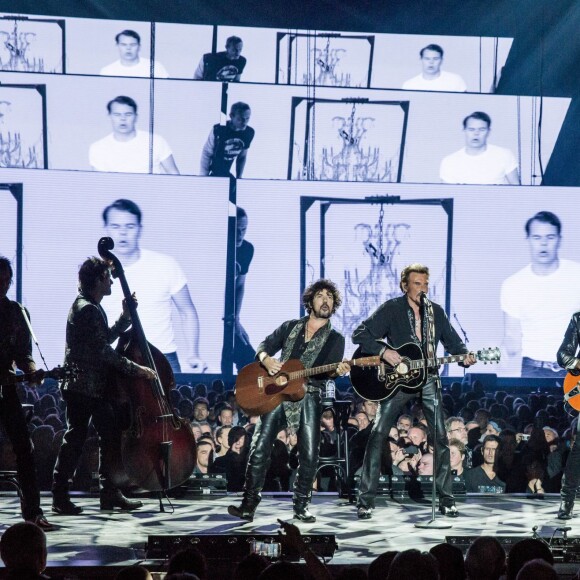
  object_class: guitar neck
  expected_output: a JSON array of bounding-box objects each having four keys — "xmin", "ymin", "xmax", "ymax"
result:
[
  {"xmin": 288, "ymin": 356, "xmax": 379, "ymax": 381},
  {"xmin": 410, "ymin": 352, "xmax": 471, "ymax": 370}
]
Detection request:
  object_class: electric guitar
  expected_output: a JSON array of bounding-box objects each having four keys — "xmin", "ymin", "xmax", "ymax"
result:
[
  {"xmin": 236, "ymin": 355, "xmax": 381, "ymax": 416},
  {"xmin": 350, "ymin": 341, "xmax": 501, "ymax": 401},
  {"xmin": 0, "ymin": 365, "xmax": 78, "ymax": 388}
]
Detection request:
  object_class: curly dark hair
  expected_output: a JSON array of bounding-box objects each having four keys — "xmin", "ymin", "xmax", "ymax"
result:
[
  {"xmin": 302, "ymin": 279, "xmax": 342, "ymax": 315},
  {"xmin": 78, "ymin": 257, "xmax": 110, "ymax": 293}
]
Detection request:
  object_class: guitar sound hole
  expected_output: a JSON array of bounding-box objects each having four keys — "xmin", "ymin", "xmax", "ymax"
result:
[{"xmin": 395, "ymin": 361, "xmax": 409, "ymax": 375}]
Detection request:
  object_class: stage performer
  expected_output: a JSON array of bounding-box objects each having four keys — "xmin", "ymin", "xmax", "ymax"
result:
[
  {"xmin": 556, "ymin": 311, "xmax": 580, "ymax": 519},
  {"xmin": 0, "ymin": 257, "xmax": 53, "ymax": 530},
  {"xmin": 352, "ymin": 263, "xmax": 475, "ymax": 519},
  {"xmin": 52, "ymin": 257, "xmax": 156, "ymax": 514},
  {"xmin": 228, "ymin": 279, "xmax": 350, "ymax": 523}
]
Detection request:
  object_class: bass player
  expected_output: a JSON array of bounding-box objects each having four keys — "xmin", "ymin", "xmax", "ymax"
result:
[
  {"xmin": 228, "ymin": 279, "xmax": 350, "ymax": 523},
  {"xmin": 353, "ymin": 263, "xmax": 476, "ymax": 520}
]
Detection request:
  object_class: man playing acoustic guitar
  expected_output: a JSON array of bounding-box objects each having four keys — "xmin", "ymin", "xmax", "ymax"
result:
[
  {"xmin": 228, "ymin": 279, "xmax": 350, "ymax": 523},
  {"xmin": 352, "ymin": 263, "xmax": 476, "ymax": 519}
]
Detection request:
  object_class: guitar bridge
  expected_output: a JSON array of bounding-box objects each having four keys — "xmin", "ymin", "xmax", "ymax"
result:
[{"xmin": 257, "ymin": 375, "xmax": 264, "ymax": 393}]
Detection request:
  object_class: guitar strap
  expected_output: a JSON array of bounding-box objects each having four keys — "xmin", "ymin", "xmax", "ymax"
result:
[{"xmin": 280, "ymin": 317, "xmax": 333, "ymax": 431}]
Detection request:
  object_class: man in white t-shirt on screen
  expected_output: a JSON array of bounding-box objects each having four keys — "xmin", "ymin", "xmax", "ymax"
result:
[
  {"xmin": 501, "ymin": 211, "xmax": 580, "ymax": 377},
  {"xmin": 402, "ymin": 44, "xmax": 467, "ymax": 92},
  {"xmin": 439, "ymin": 111, "xmax": 520, "ymax": 185},
  {"xmin": 100, "ymin": 29, "xmax": 169, "ymax": 78},
  {"xmin": 89, "ymin": 96, "xmax": 179, "ymax": 174},
  {"xmin": 101, "ymin": 198, "xmax": 206, "ymax": 374}
]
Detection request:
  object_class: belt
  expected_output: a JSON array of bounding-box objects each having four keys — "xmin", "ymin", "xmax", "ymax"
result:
[{"xmin": 522, "ymin": 357, "xmax": 562, "ymax": 373}]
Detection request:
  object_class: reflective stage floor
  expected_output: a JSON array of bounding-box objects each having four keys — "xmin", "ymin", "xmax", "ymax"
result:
[{"xmin": 0, "ymin": 492, "xmax": 579, "ymax": 578}]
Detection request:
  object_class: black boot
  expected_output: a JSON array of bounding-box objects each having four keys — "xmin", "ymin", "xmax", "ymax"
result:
[
  {"xmin": 293, "ymin": 502, "xmax": 316, "ymax": 523},
  {"xmin": 228, "ymin": 502, "xmax": 257, "ymax": 522},
  {"xmin": 52, "ymin": 492, "xmax": 83, "ymax": 515},
  {"xmin": 100, "ymin": 489, "xmax": 143, "ymax": 511},
  {"xmin": 558, "ymin": 500, "xmax": 574, "ymax": 520}
]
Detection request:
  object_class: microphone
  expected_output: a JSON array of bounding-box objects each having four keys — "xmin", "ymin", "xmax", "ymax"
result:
[{"xmin": 419, "ymin": 291, "xmax": 426, "ymax": 304}]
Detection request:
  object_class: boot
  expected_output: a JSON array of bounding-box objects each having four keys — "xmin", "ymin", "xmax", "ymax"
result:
[
  {"xmin": 100, "ymin": 489, "xmax": 143, "ymax": 511},
  {"xmin": 52, "ymin": 492, "xmax": 83, "ymax": 515},
  {"xmin": 228, "ymin": 502, "xmax": 257, "ymax": 522},
  {"xmin": 293, "ymin": 502, "xmax": 316, "ymax": 523},
  {"xmin": 558, "ymin": 500, "xmax": 574, "ymax": 520}
]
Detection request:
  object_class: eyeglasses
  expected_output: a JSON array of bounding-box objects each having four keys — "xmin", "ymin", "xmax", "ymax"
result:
[{"xmin": 449, "ymin": 426, "xmax": 467, "ymax": 433}]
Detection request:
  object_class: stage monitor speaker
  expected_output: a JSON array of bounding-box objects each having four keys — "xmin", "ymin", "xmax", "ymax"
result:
[
  {"xmin": 147, "ymin": 533, "xmax": 337, "ymax": 561},
  {"xmin": 446, "ymin": 535, "xmax": 580, "ymax": 563}
]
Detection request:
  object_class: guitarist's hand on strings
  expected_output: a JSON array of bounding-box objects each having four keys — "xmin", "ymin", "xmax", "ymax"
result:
[
  {"xmin": 382, "ymin": 349, "xmax": 402, "ymax": 366},
  {"xmin": 334, "ymin": 360, "xmax": 351, "ymax": 377},
  {"xmin": 262, "ymin": 355, "xmax": 282, "ymax": 376},
  {"xmin": 464, "ymin": 353, "xmax": 477, "ymax": 367}
]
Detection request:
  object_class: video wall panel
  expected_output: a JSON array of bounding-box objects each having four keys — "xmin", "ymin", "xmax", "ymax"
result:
[
  {"xmin": 0, "ymin": 169, "xmax": 230, "ymax": 374},
  {"xmin": 237, "ymin": 179, "xmax": 580, "ymax": 379}
]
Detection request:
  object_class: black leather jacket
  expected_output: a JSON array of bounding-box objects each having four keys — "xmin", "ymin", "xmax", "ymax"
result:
[{"xmin": 557, "ymin": 312, "xmax": 580, "ymax": 375}]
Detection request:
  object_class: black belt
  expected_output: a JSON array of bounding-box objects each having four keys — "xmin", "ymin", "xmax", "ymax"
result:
[{"xmin": 523, "ymin": 357, "xmax": 562, "ymax": 373}]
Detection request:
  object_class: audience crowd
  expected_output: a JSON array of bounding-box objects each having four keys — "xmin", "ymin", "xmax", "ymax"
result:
[{"xmin": 2, "ymin": 375, "xmax": 573, "ymax": 498}]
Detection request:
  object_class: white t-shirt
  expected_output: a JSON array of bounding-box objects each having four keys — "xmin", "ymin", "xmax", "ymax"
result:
[
  {"xmin": 99, "ymin": 58, "xmax": 169, "ymax": 78},
  {"xmin": 402, "ymin": 71, "xmax": 467, "ymax": 92},
  {"xmin": 103, "ymin": 249, "xmax": 188, "ymax": 354},
  {"xmin": 89, "ymin": 130, "xmax": 172, "ymax": 174},
  {"xmin": 439, "ymin": 144, "xmax": 518, "ymax": 185},
  {"xmin": 500, "ymin": 259, "xmax": 580, "ymax": 361}
]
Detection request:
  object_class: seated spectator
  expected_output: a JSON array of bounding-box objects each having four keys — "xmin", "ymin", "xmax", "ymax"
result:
[
  {"xmin": 232, "ymin": 553, "xmax": 269, "ymax": 580},
  {"xmin": 167, "ymin": 546, "xmax": 207, "ymax": 580},
  {"xmin": 214, "ymin": 425, "xmax": 231, "ymax": 457},
  {"xmin": 429, "ymin": 542, "xmax": 465, "ymax": 580},
  {"xmin": 192, "ymin": 397, "xmax": 210, "ymax": 423},
  {"xmin": 464, "ymin": 435, "xmax": 505, "ymax": 493},
  {"xmin": 515, "ymin": 559, "xmax": 557, "ymax": 580},
  {"xmin": 212, "ymin": 425, "xmax": 247, "ymax": 491},
  {"xmin": 368, "ymin": 551, "xmax": 399, "ymax": 580},
  {"xmin": 417, "ymin": 453, "xmax": 433, "ymax": 476},
  {"xmin": 396, "ymin": 414, "xmax": 412, "ymax": 436},
  {"xmin": 449, "ymin": 439, "xmax": 466, "ymax": 476},
  {"xmin": 506, "ymin": 539, "xmax": 553, "ymax": 580},
  {"xmin": 387, "ymin": 549, "xmax": 438, "ymax": 580},
  {"xmin": 0, "ymin": 521, "xmax": 48, "ymax": 579},
  {"xmin": 193, "ymin": 439, "xmax": 213, "ymax": 474},
  {"xmin": 116, "ymin": 566, "xmax": 153, "ymax": 579},
  {"xmin": 464, "ymin": 536, "xmax": 505, "ymax": 580}
]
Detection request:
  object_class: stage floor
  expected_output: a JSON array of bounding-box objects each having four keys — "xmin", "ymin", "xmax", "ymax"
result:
[{"xmin": 0, "ymin": 492, "xmax": 578, "ymax": 578}]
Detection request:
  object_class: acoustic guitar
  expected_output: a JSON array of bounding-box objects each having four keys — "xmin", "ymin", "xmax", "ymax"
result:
[
  {"xmin": 350, "ymin": 341, "xmax": 500, "ymax": 401},
  {"xmin": 236, "ymin": 355, "xmax": 381, "ymax": 416},
  {"xmin": 563, "ymin": 373, "xmax": 580, "ymax": 411}
]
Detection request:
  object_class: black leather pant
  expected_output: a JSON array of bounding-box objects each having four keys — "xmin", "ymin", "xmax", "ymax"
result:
[
  {"xmin": 242, "ymin": 389, "xmax": 321, "ymax": 509},
  {"xmin": 358, "ymin": 378, "xmax": 454, "ymax": 508},
  {"xmin": 0, "ymin": 386, "xmax": 42, "ymax": 520},
  {"xmin": 52, "ymin": 391, "xmax": 121, "ymax": 494},
  {"xmin": 561, "ymin": 437, "xmax": 580, "ymax": 503}
]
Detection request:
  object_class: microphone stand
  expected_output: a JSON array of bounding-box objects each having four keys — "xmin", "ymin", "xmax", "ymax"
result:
[{"xmin": 415, "ymin": 293, "xmax": 452, "ymax": 530}]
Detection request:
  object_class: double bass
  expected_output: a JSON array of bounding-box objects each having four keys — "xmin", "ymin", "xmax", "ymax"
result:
[{"xmin": 98, "ymin": 236, "xmax": 196, "ymax": 492}]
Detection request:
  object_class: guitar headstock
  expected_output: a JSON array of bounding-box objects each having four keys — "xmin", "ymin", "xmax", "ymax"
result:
[{"xmin": 475, "ymin": 347, "xmax": 501, "ymax": 364}]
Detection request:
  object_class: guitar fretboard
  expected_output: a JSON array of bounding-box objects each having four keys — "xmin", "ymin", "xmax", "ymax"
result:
[
  {"xmin": 409, "ymin": 353, "xmax": 470, "ymax": 370},
  {"xmin": 287, "ymin": 356, "xmax": 379, "ymax": 381}
]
